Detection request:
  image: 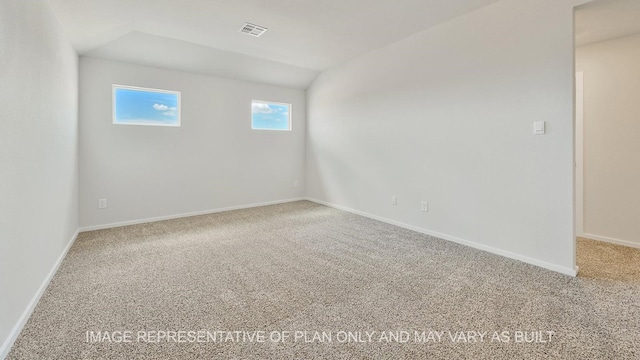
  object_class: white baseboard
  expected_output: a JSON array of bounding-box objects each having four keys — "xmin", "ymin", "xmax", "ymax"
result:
[
  {"xmin": 306, "ymin": 198, "xmax": 578, "ymax": 277},
  {"xmin": 79, "ymin": 198, "xmax": 306, "ymax": 232},
  {"xmin": 580, "ymin": 233, "xmax": 640, "ymax": 249},
  {"xmin": 0, "ymin": 229, "xmax": 80, "ymax": 359}
]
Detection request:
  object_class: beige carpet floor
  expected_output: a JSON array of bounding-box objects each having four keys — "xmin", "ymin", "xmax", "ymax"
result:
[{"xmin": 7, "ymin": 201, "xmax": 640, "ymax": 359}]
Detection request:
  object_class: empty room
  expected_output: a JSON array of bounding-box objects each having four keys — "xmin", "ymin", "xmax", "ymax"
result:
[{"xmin": 1, "ymin": 0, "xmax": 639, "ymax": 359}]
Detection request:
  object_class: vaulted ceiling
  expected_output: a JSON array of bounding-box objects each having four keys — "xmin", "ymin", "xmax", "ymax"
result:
[
  {"xmin": 47, "ymin": 0, "xmax": 501, "ymax": 88},
  {"xmin": 47, "ymin": 0, "xmax": 640, "ymax": 89}
]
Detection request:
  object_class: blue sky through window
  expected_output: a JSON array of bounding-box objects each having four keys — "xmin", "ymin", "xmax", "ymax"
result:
[
  {"xmin": 114, "ymin": 86, "xmax": 180, "ymax": 126},
  {"xmin": 252, "ymin": 101, "xmax": 291, "ymax": 131}
]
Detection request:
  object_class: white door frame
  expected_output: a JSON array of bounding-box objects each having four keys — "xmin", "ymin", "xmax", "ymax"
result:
[{"xmin": 575, "ymin": 72, "xmax": 584, "ymax": 237}]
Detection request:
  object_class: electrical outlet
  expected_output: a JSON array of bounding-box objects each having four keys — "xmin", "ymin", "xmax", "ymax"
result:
[
  {"xmin": 294, "ymin": 180, "xmax": 300, "ymax": 187},
  {"xmin": 421, "ymin": 201, "xmax": 428, "ymax": 212},
  {"xmin": 98, "ymin": 199, "xmax": 107, "ymax": 209},
  {"xmin": 391, "ymin": 196, "xmax": 398, "ymax": 205}
]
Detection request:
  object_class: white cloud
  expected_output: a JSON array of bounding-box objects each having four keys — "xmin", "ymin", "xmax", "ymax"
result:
[
  {"xmin": 252, "ymin": 102, "xmax": 273, "ymax": 114},
  {"xmin": 163, "ymin": 111, "xmax": 176, "ymax": 116},
  {"xmin": 153, "ymin": 103, "xmax": 169, "ymax": 111}
]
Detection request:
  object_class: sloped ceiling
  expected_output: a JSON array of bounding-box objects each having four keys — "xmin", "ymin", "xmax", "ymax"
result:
[{"xmin": 47, "ymin": 0, "xmax": 502, "ymax": 88}]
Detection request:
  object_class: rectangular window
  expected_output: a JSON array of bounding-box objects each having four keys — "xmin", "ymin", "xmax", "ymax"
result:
[
  {"xmin": 251, "ymin": 100, "xmax": 291, "ymax": 131},
  {"xmin": 113, "ymin": 85, "xmax": 181, "ymax": 127}
]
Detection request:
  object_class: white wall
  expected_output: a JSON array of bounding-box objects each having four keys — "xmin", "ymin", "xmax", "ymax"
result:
[
  {"xmin": 306, "ymin": 0, "xmax": 591, "ymax": 275},
  {"xmin": 79, "ymin": 58, "xmax": 306, "ymax": 229},
  {"xmin": 576, "ymin": 33, "xmax": 640, "ymax": 247},
  {"xmin": 0, "ymin": 0, "xmax": 79, "ymax": 356}
]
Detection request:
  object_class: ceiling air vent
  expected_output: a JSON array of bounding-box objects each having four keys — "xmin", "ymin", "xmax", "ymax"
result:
[{"xmin": 239, "ymin": 22, "xmax": 268, "ymax": 37}]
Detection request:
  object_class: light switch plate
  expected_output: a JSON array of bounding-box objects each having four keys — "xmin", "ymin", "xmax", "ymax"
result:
[{"xmin": 533, "ymin": 121, "xmax": 545, "ymax": 135}]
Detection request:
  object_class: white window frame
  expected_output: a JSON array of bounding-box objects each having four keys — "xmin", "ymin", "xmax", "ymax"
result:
[
  {"xmin": 112, "ymin": 84, "xmax": 181, "ymax": 127},
  {"xmin": 251, "ymin": 99, "xmax": 292, "ymax": 131}
]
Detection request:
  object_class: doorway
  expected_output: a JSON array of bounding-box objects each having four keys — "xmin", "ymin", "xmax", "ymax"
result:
[{"xmin": 574, "ymin": 0, "xmax": 640, "ymax": 278}]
